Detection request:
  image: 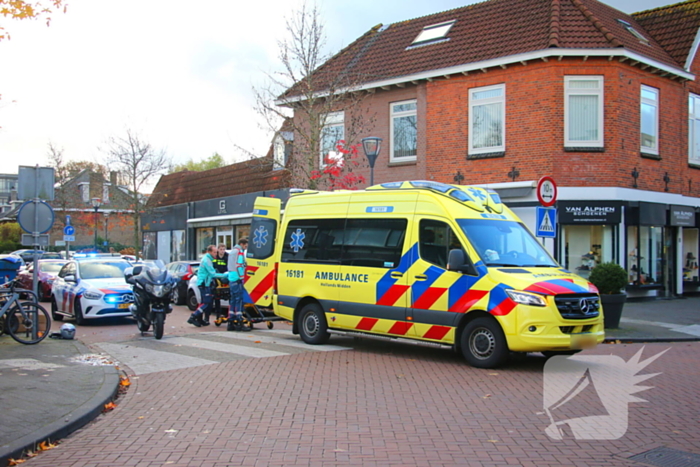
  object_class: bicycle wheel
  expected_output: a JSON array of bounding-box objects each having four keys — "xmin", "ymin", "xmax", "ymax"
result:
[{"xmin": 7, "ymin": 301, "xmax": 51, "ymax": 345}]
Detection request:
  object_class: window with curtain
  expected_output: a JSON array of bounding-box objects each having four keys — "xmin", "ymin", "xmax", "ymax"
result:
[
  {"xmin": 641, "ymin": 85, "xmax": 659, "ymax": 154},
  {"xmin": 469, "ymin": 84, "xmax": 505, "ymax": 154},
  {"xmin": 565, "ymin": 76, "xmax": 603, "ymax": 147},
  {"xmin": 320, "ymin": 111, "xmax": 344, "ymax": 168},
  {"xmin": 390, "ymin": 100, "xmax": 417, "ymax": 162},
  {"xmin": 689, "ymin": 94, "xmax": 700, "ymax": 164}
]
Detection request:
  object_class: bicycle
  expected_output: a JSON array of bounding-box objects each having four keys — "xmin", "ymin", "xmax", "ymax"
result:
[{"xmin": 0, "ymin": 278, "xmax": 51, "ymax": 344}]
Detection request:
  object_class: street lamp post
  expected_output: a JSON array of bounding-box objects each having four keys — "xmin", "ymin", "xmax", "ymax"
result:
[
  {"xmin": 103, "ymin": 211, "xmax": 110, "ymax": 251},
  {"xmin": 91, "ymin": 197, "xmax": 101, "ymax": 252},
  {"xmin": 361, "ymin": 137, "xmax": 382, "ymax": 186}
]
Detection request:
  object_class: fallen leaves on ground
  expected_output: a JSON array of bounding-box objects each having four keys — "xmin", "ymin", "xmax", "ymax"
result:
[{"xmin": 103, "ymin": 402, "xmax": 117, "ymax": 412}]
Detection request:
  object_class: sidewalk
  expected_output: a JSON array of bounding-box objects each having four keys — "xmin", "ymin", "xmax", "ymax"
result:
[
  {"xmin": 0, "ymin": 338, "xmax": 119, "ymax": 467},
  {"xmin": 0, "ymin": 297, "xmax": 698, "ymax": 466}
]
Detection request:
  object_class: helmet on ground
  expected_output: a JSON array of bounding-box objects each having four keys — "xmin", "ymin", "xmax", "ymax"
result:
[{"xmin": 60, "ymin": 323, "xmax": 76, "ymax": 340}]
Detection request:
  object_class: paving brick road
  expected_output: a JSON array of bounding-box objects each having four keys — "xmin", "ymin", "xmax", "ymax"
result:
[{"xmin": 20, "ymin": 339, "xmax": 700, "ymax": 467}]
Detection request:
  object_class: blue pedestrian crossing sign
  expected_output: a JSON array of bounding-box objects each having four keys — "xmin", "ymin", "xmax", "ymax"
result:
[{"xmin": 536, "ymin": 207, "xmax": 556, "ymax": 238}]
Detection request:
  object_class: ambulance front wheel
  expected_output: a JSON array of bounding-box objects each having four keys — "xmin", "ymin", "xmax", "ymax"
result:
[
  {"xmin": 461, "ymin": 317, "xmax": 508, "ymax": 368},
  {"xmin": 298, "ymin": 303, "xmax": 330, "ymax": 345}
]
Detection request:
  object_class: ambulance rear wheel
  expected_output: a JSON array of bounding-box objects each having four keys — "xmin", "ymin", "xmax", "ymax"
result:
[
  {"xmin": 461, "ymin": 317, "xmax": 508, "ymax": 368},
  {"xmin": 298, "ymin": 303, "xmax": 329, "ymax": 345}
]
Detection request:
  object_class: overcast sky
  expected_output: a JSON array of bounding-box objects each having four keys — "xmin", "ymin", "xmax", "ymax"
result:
[{"xmin": 0, "ymin": 0, "xmax": 674, "ymax": 186}]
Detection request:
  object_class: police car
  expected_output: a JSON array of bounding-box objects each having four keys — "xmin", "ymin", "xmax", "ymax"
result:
[{"xmin": 50, "ymin": 258, "xmax": 134, "ymax": 324}]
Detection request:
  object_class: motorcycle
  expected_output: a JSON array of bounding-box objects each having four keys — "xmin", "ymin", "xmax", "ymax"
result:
[{"xmin": 124, "ymin": 260, "xmax": 175, "ymax": 339}]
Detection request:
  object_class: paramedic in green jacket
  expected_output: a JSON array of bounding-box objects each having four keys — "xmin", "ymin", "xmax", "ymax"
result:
[{"xmin": 188, "ymin": 245, "xmax": 227, "ymax": 327}]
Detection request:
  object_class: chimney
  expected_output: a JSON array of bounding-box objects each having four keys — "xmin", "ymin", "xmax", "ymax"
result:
[{"xmin": 110, "ymin": 171, "xmax": 118, "ymax": 186}]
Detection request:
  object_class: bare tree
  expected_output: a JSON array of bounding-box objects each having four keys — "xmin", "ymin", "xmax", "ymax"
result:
[
  {"xmin": 253, "ymin": 2, "xmax": 375, "ymax": 190},
  {"xmin": 102, "ymin": 128, "xmax": 171, "ymax": 250}
]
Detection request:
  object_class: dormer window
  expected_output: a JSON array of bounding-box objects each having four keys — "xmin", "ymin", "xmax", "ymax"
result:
[
  {"xmin": 412, "ymin": 20, "xmax": 455, "ymax": 45},
  {"xmin": 617, "ymin": 19, "xmax": 649, "ymax": 45}
]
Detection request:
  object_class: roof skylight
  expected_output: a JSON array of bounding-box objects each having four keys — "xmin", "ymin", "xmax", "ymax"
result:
[
  {"xmin": 617, "ymin": 19, "xmax": 649, "ymax": 45},
  {"xmin": 412, "ymin": 20, "xmax": 455, "ymax": 45}
]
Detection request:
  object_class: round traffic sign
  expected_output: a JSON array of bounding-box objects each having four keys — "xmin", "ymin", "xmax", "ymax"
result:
[
  {"xmin": 537, "ymin": 176, "xmax": 558, "ymax": 207},
  {"xmin": 17, "ymin": 200, "xmax": 55, "ymax": 234},
  {"xmin": 64, "ymin": 225, "xmax": 75, "ymax": 236}
]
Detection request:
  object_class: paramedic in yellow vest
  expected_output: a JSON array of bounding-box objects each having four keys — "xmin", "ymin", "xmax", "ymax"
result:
[{"xmin": 227, "ymin": 238, "xmax": 248, "ymax": 331}]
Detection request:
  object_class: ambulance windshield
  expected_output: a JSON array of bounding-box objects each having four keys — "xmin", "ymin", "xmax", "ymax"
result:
[{"xmin": 457, "ymin": 219, "xmax": 558, "ymax": 268}]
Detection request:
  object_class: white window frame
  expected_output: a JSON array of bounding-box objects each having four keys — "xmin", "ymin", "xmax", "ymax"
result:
[
  {"xmin": 640, "ymin": 85, "xmax": 659, "ymax": 155},
  {"xmin": 689, "ymin": 93, "xmax": 700, "ymax": 164},
  {"xmin": 468, "ymin": 84, "xmax": 505, "ymax": 155},
  {"xmin": 564, "ymin": 76, "xmax": 604, "ymax": 148},
  {"xmin": 390, "ymin": 100, "xmax": 418, "ymax": 163},
  {"xmin": 412, "ymin": 20, "xmax": 455, "ymax": 45},
  {"xmin": 320, "ymin": 111, "xmax": 344, "ymax": 168},
  {"xmin": 79, "ymin": 182, "xmax": 90, "ymax": 203}
]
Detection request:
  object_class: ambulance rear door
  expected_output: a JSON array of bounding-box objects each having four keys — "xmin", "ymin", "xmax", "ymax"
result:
[{"xmin": 245, "ymin": 197, "xmax": 281, "ymax": 308}]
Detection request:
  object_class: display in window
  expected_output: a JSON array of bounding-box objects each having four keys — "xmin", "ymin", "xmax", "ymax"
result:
[{"xmin": 684, "ymin": 252, "xmax": 699, "ymax": 282}]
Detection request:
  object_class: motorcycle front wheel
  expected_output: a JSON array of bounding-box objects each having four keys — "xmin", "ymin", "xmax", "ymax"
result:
[{"xmin": 154, "ymin": 313, "xmax": 165, "ymax": 340}]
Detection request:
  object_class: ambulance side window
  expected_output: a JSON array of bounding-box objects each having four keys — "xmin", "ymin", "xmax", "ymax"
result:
[
  {"xmin": 419, "ymin": 220, "xmax": 463, "ymax": 269},
  {"xmin": 282, "ymin": 219, "xmax": 344, "ymax": 264},
  {"xmin": 342, "ymin": 218, "xmax": 407, "ymax": 268}
]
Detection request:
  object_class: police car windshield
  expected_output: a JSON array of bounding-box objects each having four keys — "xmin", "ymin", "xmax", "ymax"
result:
[
  {"xmin": 79, "ymin": 261, "xmax": 131, "ymax": 280},
  {"xmin": 457, "ymin": 219, "xmax": 558, "ymax": 268}
]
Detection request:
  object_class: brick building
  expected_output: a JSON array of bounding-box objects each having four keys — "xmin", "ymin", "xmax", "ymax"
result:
[
  {"xmin": 48, "ymin": 169, "xmax": 136, "ymax": 252},
  {"xmin": 280, "ymin": 0, "xmax": 700, "ymax": 297},
  {"xmin": 143, "ymin": 156, "xmax": 290, "ymax": 262}
]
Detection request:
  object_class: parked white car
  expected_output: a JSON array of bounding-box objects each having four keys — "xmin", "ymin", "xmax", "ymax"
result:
[{"xmin": 51, "ymin": 259, "xmax": 134, "ymax": 324}]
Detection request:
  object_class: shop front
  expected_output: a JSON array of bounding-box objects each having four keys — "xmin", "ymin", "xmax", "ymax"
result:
[{"xmin": 557, "ymin": 201, "xmax": 622, "ymax": 281}]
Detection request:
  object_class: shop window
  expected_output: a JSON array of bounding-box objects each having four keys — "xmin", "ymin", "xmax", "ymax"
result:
[
  {"xmin": 683, "ymin": 228, "xmax": 699, "ymax": 284},
  {"xmin": 627, "ymin": 226, "xmax": 664, "ymax": 287},
  {"xmin": 171, "ymin": 230, "xmax": 186, "ymax": 262},
  {"xmin": 236, "ymin": 225, "xmax": 251, "ymax": 244},
  {"xmin": 562, "ymin": 225, "xmax": 615, "ymax": 279},
  {"xmin": 196, "ymin": 228, "xmax": 214, "ymax": 258}
]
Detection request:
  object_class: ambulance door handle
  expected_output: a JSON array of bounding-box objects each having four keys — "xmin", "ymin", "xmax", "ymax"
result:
[
  {"xmin": 414, "ymin": 274, "xmax": 428, "ymax": 281},
  {"xmin": 246, "ymin": 271, "xmax": 255, "ymax": 276},
  {"xmin": 390, "ymin": 272, "xmax": 403, "ymax": 279}
]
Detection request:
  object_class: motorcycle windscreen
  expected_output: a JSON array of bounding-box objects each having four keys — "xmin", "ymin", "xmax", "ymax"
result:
[{"xmin": 244, "ymin": 197, "xmax": 281, "ymax": 307}]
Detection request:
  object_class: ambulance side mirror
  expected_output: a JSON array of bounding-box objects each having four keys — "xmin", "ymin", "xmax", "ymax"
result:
[{"xmin": 447, "ymin": 249, "xmax": 478, "ymax": 276}]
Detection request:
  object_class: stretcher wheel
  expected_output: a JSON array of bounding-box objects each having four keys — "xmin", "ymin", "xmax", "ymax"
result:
[{"xmin": 267, "ymin": 321, "xmax": 274, "ymax": 330}]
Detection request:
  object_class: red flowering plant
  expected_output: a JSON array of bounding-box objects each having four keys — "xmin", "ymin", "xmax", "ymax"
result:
[{"xmin": 310, "ymin": 140, "xmax": 366, "ymax": 191}]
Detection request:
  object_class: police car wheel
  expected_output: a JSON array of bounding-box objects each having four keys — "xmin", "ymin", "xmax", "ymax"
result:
[
  {"xmin": 461, "ymin": 317, "xmax": 508, "ymax": 369},
  {"xmin": 51, "ymin": 297, "xmax": 64, "ymax": 322},
  {"xmin": 298, "ymin": 303, "xmax": 330, "ymax": 345}
]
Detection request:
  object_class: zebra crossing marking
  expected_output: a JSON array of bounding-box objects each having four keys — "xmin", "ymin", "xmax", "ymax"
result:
[
  {"xmin": 97, "ymin": 342, "xmax": 217, "ymax": 375},
  {"xmin": 161, "ymin": 336, "xmax": 289, "ymax": 358}
]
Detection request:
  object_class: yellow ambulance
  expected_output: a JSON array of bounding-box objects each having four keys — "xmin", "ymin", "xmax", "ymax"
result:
[{"xmin": 244, "ymin": 180, "xmax": 604, "ymax": 368}]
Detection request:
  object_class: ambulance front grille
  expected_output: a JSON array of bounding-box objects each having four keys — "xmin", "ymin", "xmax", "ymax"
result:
[{"xmin": 554, "ymin": 294, "xmax": 600, "ymax": 320}]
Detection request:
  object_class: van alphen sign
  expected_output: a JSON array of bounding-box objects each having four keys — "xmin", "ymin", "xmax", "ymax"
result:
[
  {"xmin": 670, "ymin": 205, "xmax": 695, "ymax": 227},
  {"xmin": 558, "ymin": 201, "xmax": 622, "ymax": 224}
]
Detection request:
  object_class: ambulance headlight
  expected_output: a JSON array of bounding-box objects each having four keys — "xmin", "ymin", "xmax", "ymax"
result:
[{"xmin": 505, "ymin": 290, "xmax": 547, "ymax": 307}]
